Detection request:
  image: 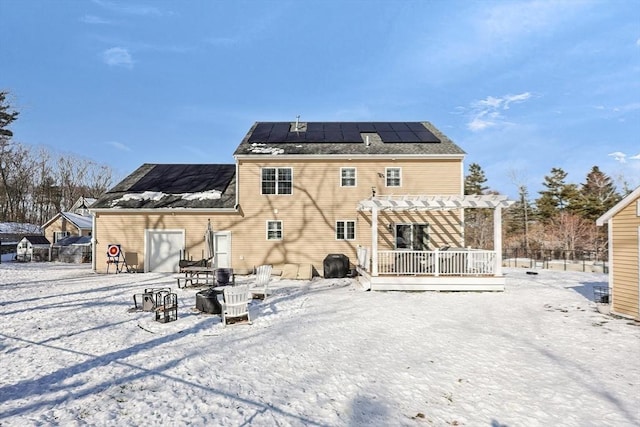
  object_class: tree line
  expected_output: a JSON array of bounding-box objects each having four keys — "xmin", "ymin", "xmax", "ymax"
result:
[
  {"xmin": 464, "ymin": 162, "xmax": 630, "ymax": 255},
  {"xmin": 1, "ymin": 91, "xmax": 113, "ymax": 225},
  {"xmin": 0, "ymin": 89, "xmax": 629, "ymax": 254}
]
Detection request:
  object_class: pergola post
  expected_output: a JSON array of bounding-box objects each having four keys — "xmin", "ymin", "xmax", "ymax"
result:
[
  {"xmin": 371, "ymin": 206, "xmax": 378, "ymax": 276},
  {"xmin": 494, "ymin": 206, "xmax": 503, "ymax": 276}
]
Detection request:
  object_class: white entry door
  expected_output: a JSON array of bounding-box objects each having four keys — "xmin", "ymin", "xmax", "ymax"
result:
[
  {"xmin": 145, "ymin": 229, "xmax": 184, "ymax": 273},
  {"xmin": 213, "ymin": 231, "xmax": 231, "ymax": 268}
]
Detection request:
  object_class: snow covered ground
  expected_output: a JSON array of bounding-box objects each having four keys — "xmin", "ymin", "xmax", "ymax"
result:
[{"xmin": 0, "ymin": 263, "xmax": 638, "ymax": 427}]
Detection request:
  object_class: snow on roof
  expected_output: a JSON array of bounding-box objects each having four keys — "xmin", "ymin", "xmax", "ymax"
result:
[
  {"xmin": 61, "ymin": 212, "xmax": 93, "ymax": 230},
  {"xmin": 0, "ymin": 222, "xmax": 41, "ymax": 234},
  {"xmin": 111, "ymin": 189, "xmax": 222, "ymax": 207},
  {"xmin": 248, "ymin": 143, "xmax": 285, "ymax": 155}
]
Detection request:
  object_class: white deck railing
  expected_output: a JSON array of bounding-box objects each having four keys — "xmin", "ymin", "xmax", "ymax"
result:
[{"xmin": 375, "ymin": 249, "xmax": 496, "ymax": 276}]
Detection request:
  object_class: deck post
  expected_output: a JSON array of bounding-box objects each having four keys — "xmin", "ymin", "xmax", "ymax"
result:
[
  {"xmin": 494, "ymin": 206, "xmax": 503, "ymax": 276},
  {"xmin": 371, "ymin": 206, "xmax": 379, "ymax": 276}
]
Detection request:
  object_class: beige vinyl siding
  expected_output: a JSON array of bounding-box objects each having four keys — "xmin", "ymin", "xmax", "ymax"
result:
[
  {"xmin": 610, "ymin": 196, "xmax": 640, "ymax": 319},
  {"xmin": 93, "ymin": 212, "xmax": 241, "ymax": 273},
  {"xmin": 235, "ymin": 157, "xmax": 463, "ymax": 271},
  {"xmin": 44, "ymin": 217, "xmax": 88, "ymax": 243}
]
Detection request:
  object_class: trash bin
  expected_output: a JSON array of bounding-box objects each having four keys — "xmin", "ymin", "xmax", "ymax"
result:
[{"xmin": 323, "ymin": 254, "xmax": 349, "ymax": 278}]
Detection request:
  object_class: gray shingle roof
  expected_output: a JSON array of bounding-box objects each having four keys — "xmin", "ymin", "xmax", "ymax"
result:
[
  {"xmin": 234, "ymin": 121, "xmax": 466, "ymax": 156},
  {"xmin": 91, "ymin": 164, "xmax": 237, "ymax": 210}
]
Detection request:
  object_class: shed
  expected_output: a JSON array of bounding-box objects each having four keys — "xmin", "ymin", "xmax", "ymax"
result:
[
  {"xmin": 596, "ymin": 186, "xmax": 640, "ymax": 320},
  {"xmin": 16, "ymin": 235, "xmax": 51, "ymax": 262},
  {"xmin": 52, "ymin": 235, "xmax": 92, "ymax": 263}
]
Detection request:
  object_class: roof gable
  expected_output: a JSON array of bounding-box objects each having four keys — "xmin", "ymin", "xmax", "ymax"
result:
[{"xmin": 596, "ymin": 186, "xmax": 640, "ymax": 225}]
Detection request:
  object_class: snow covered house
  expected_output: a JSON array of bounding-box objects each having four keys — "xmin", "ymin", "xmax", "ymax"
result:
[
  {"xmin": 42, "ymin": 197, "xmax": 95, "ymax": 244},
  {"xmin": 16, "ymin": 235, "xmax": 51, "ymax": 262},
  {"xmin": 596, "ymin": 186, "xmax": 640, "ymax": 320},
  {"xmin": 90, "ymin": 121, "xmax": 513, "ymax": 290}
]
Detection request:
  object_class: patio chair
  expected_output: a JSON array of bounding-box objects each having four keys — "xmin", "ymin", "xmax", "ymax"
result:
[
  {"xmin": 221, "ymin": 285, "xmax": 251, "ymax": 326},
  {"xmin": 249, "ymin": 264, "xmax": 272, "ymax": 300}
]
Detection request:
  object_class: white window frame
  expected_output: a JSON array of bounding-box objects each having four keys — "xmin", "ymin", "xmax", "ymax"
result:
[
  {"xmin": 340, "ymin": 167, "xmax": 357, "ymax": 187},
  {"xmin": 54, "ymin": 231, "xmax": 70, "ymax": 243},
  {"xmin": 261, "ymin": 167, "xmax": 293, "ymax": 195},
  {"xmin": 266, "ymin": 220, "xmax": 283, "ymax": 240},
  {"xmin": 395, "ymin": 223, "xmax": 429, "ymax": 250},
  {"xmin": 336, "ymin": 220, "xmax": 356, "ymax": 240},
  {"xmin": 386, "ymin": 167, "xmax": 402, "ymax": 187}
]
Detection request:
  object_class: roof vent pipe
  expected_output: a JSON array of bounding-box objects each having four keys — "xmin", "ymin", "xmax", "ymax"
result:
[
  {"xmin": 295, "ymin": 115, "xmax": 300, "ymax": 132},
  {"xmin": 365, "ymin": 135, "xmax": 370, "ymax": 146}
]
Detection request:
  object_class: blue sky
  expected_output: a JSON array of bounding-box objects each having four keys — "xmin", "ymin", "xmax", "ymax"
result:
[{"xmin": 1, "ymin": 0, "xmax": 639, "ymax": 198}]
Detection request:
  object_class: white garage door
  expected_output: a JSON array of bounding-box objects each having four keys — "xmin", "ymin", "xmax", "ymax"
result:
[{"xmin": 146, "ymin": 229, "xmax": 184, "ymax": 273}]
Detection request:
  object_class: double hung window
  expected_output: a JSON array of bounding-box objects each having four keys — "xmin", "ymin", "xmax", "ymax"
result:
[
  {"xmin": 340, "ymin": 167, "xmax": 356, "ymax": 187},
  {"xmin": 386, "ymin": 167, "xmax": 401, "ymax": 187},
  {"xmin": 336, "ymin": 220, "xmax": 356, "ymax": 240},
  {"xmin": 266, "ymin": 220, "xmax": 283, "ymax": 240},
  {"xmin": 262, "ymin": 167, "xmax": 292, "ymax": 195}
]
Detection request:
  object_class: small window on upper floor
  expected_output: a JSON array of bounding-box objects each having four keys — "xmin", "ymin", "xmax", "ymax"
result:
[
  {"xmin": 262, "ymin": 167, "xmax": 292, "ymax": 195},
  {"xmin": 340, "ymin": 167, "xmax": 356, "ymax": 187},
  {"xmin": 386, "ymin": 167, "xmax": 401, "ymax": 187}
]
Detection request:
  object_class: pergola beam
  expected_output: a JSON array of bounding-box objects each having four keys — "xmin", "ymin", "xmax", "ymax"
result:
[{"xmin": 358, "ymin": 195, "xmax": 514, "ymax": 211}]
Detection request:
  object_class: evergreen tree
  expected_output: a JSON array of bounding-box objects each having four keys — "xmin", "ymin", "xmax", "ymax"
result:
[
  {"xmin": 0, "ymin": 91, "xmax": 19, "ymax": 140},
  {"xmin": 504, "ymin": 185, "xmax": 535, "ymax": 252},
  {"xmin": 577, "ymin": 166, "xmax": 621, "ymax": 221},
  {"xmin": 464, "ymin": 163, "xmax": 488, "ymax": 195},
  {"xmin": 536, "ymin": 167, "xmax": 579, "ymax": 221},
  {"xmin": 463, "ymin": 163, "xmax": 493, "ymax": 248}
]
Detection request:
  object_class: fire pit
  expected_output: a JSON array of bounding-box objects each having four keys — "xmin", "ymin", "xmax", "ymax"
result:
[{"xmin": 195, "ymin": 287, "xmax": 224, "ymax": 314}]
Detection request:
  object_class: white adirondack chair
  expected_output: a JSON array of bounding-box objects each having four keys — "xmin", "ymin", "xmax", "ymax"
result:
[
  {"xmin": 250, "ymin": 264, "xmax": 273, "ymax": 300},
  {"xmin": 221, "ymin": 285, "xmax": 251, "ymax": 326}
]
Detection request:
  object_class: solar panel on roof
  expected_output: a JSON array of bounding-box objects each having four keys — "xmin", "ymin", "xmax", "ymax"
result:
[
  {"xmin": 373, "ymin": 123, "xmax": 393, "ymax": 132},
  {"xmin": 406, "ymin": 122, "xmax": 427, "ymax": 132},
  {"xmin": 341, "ymin": 123, "xmax": 359, "ymax": 132},
  {"xmin": 390, "ymin": 122, "xmax": 411, "ymax": 132},
  {"xmin": 414, "ymin": 131, "xmax": 440, "ymax": 142},
  {"xmin": 396, "ymin": 131, "xmax": 421, "ymax": 142},
  {"xmin": 342, "ymin": 131, "xmax": 363, "ymax": 142},
  {"xmin": 378, "ymin": 131, "xmax": 401, "ymax": 142},
  {"xmin": 131, "ymin": 164, "xmax": 235, "ymax": 193},
  {"xmin": 355, "ymin": 123, "xmax": 374, "ymax": 132},
  {"xmin": 306, "ymin": 123, "xmax": 324, "ymax": 132},
  {"xmin": 324, "ymin": 130, "xmax": 343, "ymax": 142},
  {"xmin": 305, "ymin": 131, "xmax": 325, "ymax": 142},
  {"xmin": 247, "ymin": 121, "xmax": 442, "ymax": 145},
  {"xmin": 285, "ymin": 132, "xmax": 306, "ymax": 143},
  {"xmin": 267, "ymin": 129, "xmax": 289, "ymax": 142},
  {"xmin": 323, "ymin": 123, "xmax": 342, "ymax": 131},
  {"xmin": 247, "ymin": 123, "xmax": 273, "ymax": 142}
]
